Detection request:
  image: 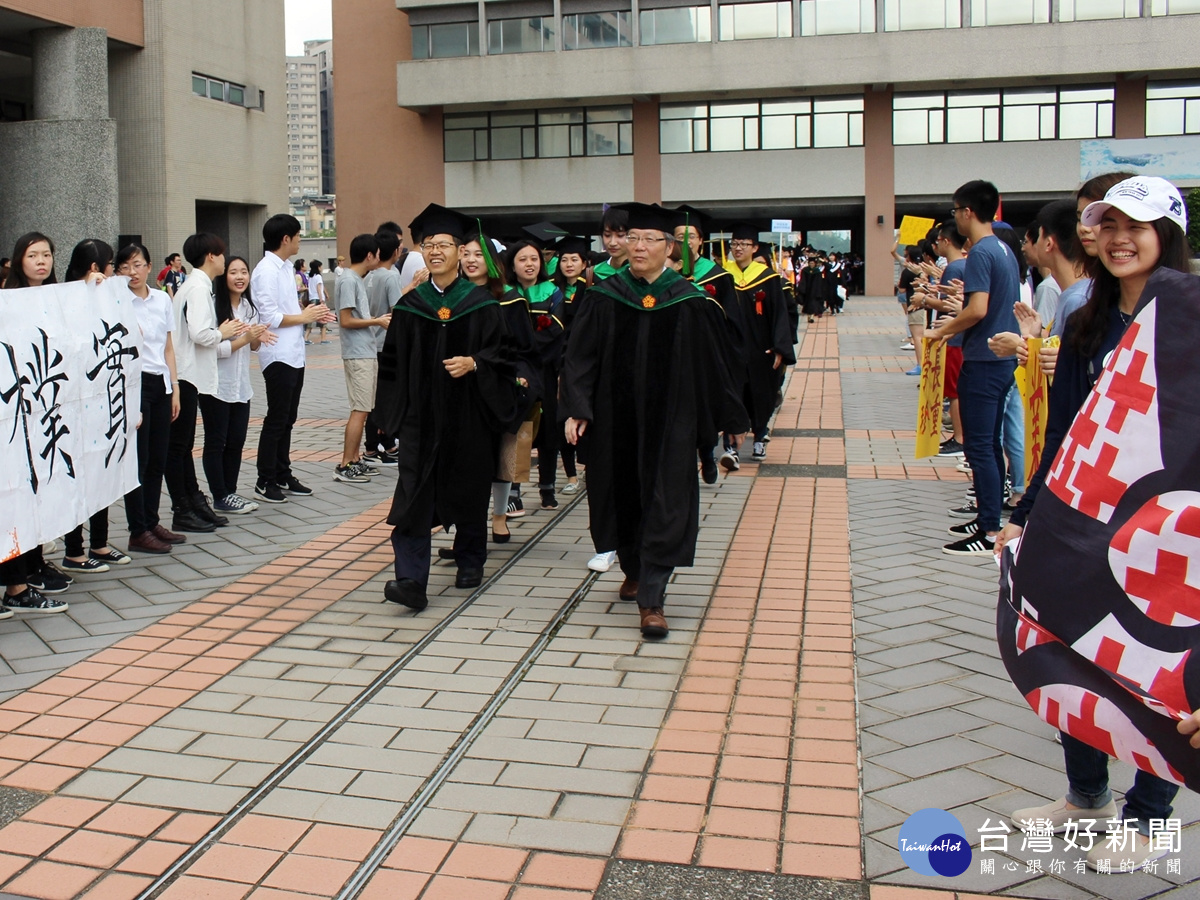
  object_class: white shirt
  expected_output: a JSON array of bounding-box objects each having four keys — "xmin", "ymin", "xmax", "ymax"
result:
[
  {"xmin": 253, "ymin": 251, "xmax": 307, "ymax": 370},
  {"xmin": 215, "ymin": 296, "xmax": 259, "ymax": 404},
  {"xmin": 130, "ymin": 285, "xmax": 174, "ymax": 393},
  {"xmin": 398, "ymin": 251, "xmax": 425, "ymax": 293},
  {"xmin": 308, "ymin": 271, "xmax": 325, "ymax": 304},
  {"xmin": 172, "ymin": 269, "xmax": 230, "ymax": 395}
]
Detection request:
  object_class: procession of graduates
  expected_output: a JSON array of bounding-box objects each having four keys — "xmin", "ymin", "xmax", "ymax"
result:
[{"xmin": 376, "ymin": 201, "xmax": 796, "ymax": 640}]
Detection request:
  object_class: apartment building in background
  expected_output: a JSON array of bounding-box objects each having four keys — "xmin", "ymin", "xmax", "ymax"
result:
[
  {"xmin": 0, "ymin": 0, "xmax": 286, "ymax": 272},
  {"xmin": 333, "ymin": 0, "xmax": 1200, "ymax": 295},
  {"xmin": 306, "ymin": 38, "xmax": 336, "ymax": 195},
  {"xmin": 286, "ymin": 52, "xmax": 323, "ymax": 199}
]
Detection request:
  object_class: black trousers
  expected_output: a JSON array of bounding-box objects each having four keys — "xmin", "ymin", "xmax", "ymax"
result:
[
  {"xmin": 560, "ymin": 441, "xmax": 578, "ymax": 479},
  {"xmin": 0, "ymin": 548, "xmax": 41, "ymax": 588},
  {"xmin": 616, "ymin": 545, "xmax": 673, "ymax": 610},
  {"xmin": 257, "ymin": 362, "xmax": 304, "ymax": 484},
  {"xmin": 391, "ymin": 520, "xmax": 487, "ymax": 587},
  {"xmin": 535, "ymin": 366, "xmax": 560, "ymax": 490},
  {"xmin": 125, "ymin": 375, "xmax": 172, "ymax": 536},
  {"xmin": 198, "ymin": 394, "xmax": 250, "ymax": 500},
  {"xmin": 65, "ymin": 512, "xmax": 109, "ymax": 557},
  {"xmin": 165, "ymin": 380, "xmax": 201, "ymax": 504}
]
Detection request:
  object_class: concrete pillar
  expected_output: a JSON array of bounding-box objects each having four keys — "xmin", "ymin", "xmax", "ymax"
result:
[
  {"xmin": 632, "ymin": 99, "xmax": 661, "ymax": 203},
  {"xmin": 0, "ymin": 26, "xmax": 119, "ymax": 275},
  {"xmin": 1114, "ymin": 76, "xmax": 1147, "ymax": 140},
  {"xmin": 33, "ymin": 27, "xmax": 110, "ymax": 120},
  {"xmin": 863, "ymin": 85, "xmax": 895, "ymax": 298}
]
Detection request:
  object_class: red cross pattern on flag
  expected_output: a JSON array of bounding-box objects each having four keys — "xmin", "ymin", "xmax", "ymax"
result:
[
  {"xmin": 1046, "ymin": 300, "xmax": 1162, "ymax": 524},
  {"xmin": 1109, "ymin": 491, "xmax": 1200, "ymax": 627}
]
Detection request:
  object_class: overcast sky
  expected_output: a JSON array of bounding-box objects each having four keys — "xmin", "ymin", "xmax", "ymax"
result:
[{"xmin": 284, "ymin": 0, "xmax": 332, "ymax": 55}]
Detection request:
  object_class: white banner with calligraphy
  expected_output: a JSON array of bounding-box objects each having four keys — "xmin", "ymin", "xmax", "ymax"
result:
[{"xmin": 1, "ymin": 278, "xmax": 142, "ymax": 562}]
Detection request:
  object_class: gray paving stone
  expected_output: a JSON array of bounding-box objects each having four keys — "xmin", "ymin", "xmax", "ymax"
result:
[
  {"xmin": 121, "ymin": 777, "xmax": 245, "ymax": 813},
  {"xmin": 464, "ymin": 813, "xmax": 621, "ymax": 855},
  {"xmin": 870, "ymin": 736, "xmax": 1002, "ymax": 778},
  {"xmin": 868, "ymin": 766, "xmax": 1012, "ymax": 815}
]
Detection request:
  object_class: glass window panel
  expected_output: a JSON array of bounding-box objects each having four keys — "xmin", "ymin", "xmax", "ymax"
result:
[
  {"xmin": 661, "ymin": 104, "xmax": 708, "ymax": 119},
  {"xmin": 711, "ymin": 102, "xmax": 759, "ymax": 117},
  {"xmin": 744, "ymin": 118, "xmax": 760, "ymax": 149},
  {"xmin": 570, "ymin": 124, "xmax": 585, "ymax": 155},
  {"xmin": 539, "ymin": 109, "xmax": 584, "ymax": 125},
  {"xmin": 640, "ymin": 7, "xmax": 711, "ymax": 44},
  {"xmin": 1040, "ymin": 105, "xmax": 1057, "ymax": 138},
  {"xmin": 475, "ymin": 131, "xmax": 489, "ymax": 159},
  {"xmin": 813, "ymin": 112, "xmax": 849, "ymax": 146},
  {"xmin": 209, "ymin": 81, "xmax": 225, "ymax": 100},
  {"xmin": 710, "ymin": 117, "xmax": 744, "ymax": 150},
  {"xmin": 799, "ymin": 0, "xmax": 869, "ymax": 34},
  {"xmin": 848, "ymin": 113, "xmax": 863, "ymax": 145},
  {"xmin": 564, "ymin": 11, "xmax": 632, "ymax": 49},
  {"xmin": 412, "ymin": 26, "xmax": 430, "ymax": 58},
  {"xmin": 947, "ymin": 107, "xmax": 983, "ymax": 142},
  {"xmin": 446, "ymin": 114, "xmax": 488, "ymax": 129},
  {"xmin": 762, "ymin": 115, "xmax": 797, "ymax": 148},
  {"xmin": 1003, "ymin": 104, "xmax": 1039, "ymax": 141},
  {"xmin": 780, "ymin": 1, "xmax": 794, "ymax": 36},
  {"xmin": 491, "ymin": 127, "xmax": 522, "ymax": 159},
  {"xmin": 719, "ymin": 2, "xmax": 790, "ymax": 40},
  {"xmin": 929, "ymin": 108, "xmax": 944, "ymax": 141},
  {"xmin": 539, "ymin": 124, "xmax": 571, "ymax": 156},
  {"xmin": 1097, "ymin": 103, "xmax": 1113, "ymax": 136},
  {"xmin": 893, "ymin": 93, "xmax": 944, "ymax": 110},
  {"xmin": 762, "ymin": 100, "xmax": 811, "ymax": 115},
  {"xmin": 948, "ymin": 91, "xmax": 999, "ymax": 108},
  {"xmin": 523, "ymin": 127, "xmax": 537, "ymax": 157},
  {"xmin": 1059, "ymin": 87, "xmax": 1114, "ymax": 104},
  {"xmin": 1186, "ymin": 98, "xmax": 1200, "ymax": 134},
  {"xmin": 796, "ymin": 116, "xmax": 811, "ymax": 147},
  {"xmin": 1147, "ymin": 82, "xmax": 1200, "ymax": 99},
  {"xmin": 1060, "ymin": 0, "xmax": 1139, "ymax": 20},
  {"xmin": 1059, "ymin": 102, "xmax": 1099, "ymax": 138},
  {"xmin": 1004, "ymin": 88, "xmax": 1056, "ymax": 105},
  {"xmin": 619, "ymin": 122, "xmax": 633, "ymax": 153},
  {"xmin": 885, "ymin": 0, "xmax": 959, "ymax": 30},
  {"xmin": 694, "ymin": 120, "xmax": 708, "ymax": 150},
  {"xmin": 1153, "ymin": 0, "xmax": 1200, "ymax": 12},
  {"xmin": 228, "ymin": 86, "xmax": 244, "ymax": 105},
  {"xmin": 492, "ymin": 111, "xmax": 535, "ymax": 127},
  {"xmin": 984, "ymin": 107, "xmax": 999, "ymax": 140},
  {"xmin": 587, "ymin": 121, "xmax": 620, "ymax": 155},
  {"xmin": 588, "ymin": 107, "xmax": 633, "ymax": 122},
  {"xmin": 971, "ymin": 0, "xmax": 1049, "ymax": 24},
  {"xmin": 815, "ymin": 97, "xmax": 864, "ymax": 113},
  {"xmin": 432, "ymin": 22, "xmax": 473, "ymax": 57},
  {"xmin": 1146, "ymin": 98, "xmax": 1184, "ymax": 135},
  {"xmin": 192, "ymin": 75, "xmax": 207, "ymax": 96},
  {"xmin": 660, "ymin": 119, "xmax": 693, "ymax": 152},
  {"xmin": 445, "ymin": 130, "xmax": 475, "ymax": 161}
]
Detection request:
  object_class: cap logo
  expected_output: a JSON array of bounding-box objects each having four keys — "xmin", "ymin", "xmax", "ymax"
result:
[
  {"xmin": 1112, "ymin": 183, "xmax": 1149, "ymax": 201},
  {"xmin": 1170, "ymin": 197, "xmax": 1183, "ymax": 216}
]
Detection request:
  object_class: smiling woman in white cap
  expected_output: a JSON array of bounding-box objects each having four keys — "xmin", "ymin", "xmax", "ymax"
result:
[{"xmin": 997, "ymin": 173, "xmax": 1193, "ymax": 873}]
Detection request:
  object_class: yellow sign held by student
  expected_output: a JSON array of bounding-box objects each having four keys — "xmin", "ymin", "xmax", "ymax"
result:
[
  {"xmin": 898, "ymin": 216, "xmax": 936, "ymax": 247},
  {"xmin": 915, "ymin": 337, "xmax": 947, "ymax": 458},
  {"xmin": 1023, "ymin": 336, "xmax": 1058, "ymax": 477}
]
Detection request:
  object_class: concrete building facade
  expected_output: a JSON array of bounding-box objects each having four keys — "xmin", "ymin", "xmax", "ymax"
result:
[
  {"xmin": 333, "ymin": 0, "xmax": 1200, "ymax": 295},
  {"xmin": 305, "ymin": 38, "xmax": 336, "ymax": 195},
  {"xmin": 0, "ymin": 1, "xmax": 287, "ymax": 274}
]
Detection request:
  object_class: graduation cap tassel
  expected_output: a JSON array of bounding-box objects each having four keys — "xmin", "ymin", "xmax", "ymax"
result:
[
  {"xmin": 477, "ymin": 218, "xmax": 501, "ymax": 281},
  {"xmin": 683, "ymin": 213, "xmax": 693, "ymax": 279}
]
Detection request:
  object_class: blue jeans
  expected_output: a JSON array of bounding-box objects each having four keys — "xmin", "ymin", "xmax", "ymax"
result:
[
  {"xmin": 1061, "ymin": 732, "xmax": 1178, "ymax": 835},
  {"xmin": 1000, "ymin": 382, "xmax": 1025, "ymax": 494},
  {"xmin": 958, "ymin": 359, "xmax": 1017, "ymax": 532}
]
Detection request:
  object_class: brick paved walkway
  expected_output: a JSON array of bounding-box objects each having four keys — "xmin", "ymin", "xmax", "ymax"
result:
[{"xmin": 0, "ymin": 300, "xmax": 1194, "ymax": 900}]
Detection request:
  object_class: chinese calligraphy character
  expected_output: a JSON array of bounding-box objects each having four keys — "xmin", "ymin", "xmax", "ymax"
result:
[
  {"xmin": 979, "ymin": 817, "xmax": 1012, "ymax": 853},
  {"xmin": 1020, "ymin": 818, "xmax": 1054, "ymax": 854},
  {"xmin": 1048, "ymin": 858, "xmax": 1066, "ymax": 875},
  {"xmin": 1167, "ymin": 858, "xmax": 1181, "ymax": 875},
  {"xmin": 1148, "ymin": 818, "xmax": 1181, "ymax": 854},
  {"xmin": 1, "ymin": 330, "xmax": 74, "ymax": 492},
  {"xmin": 85, "ymin": 320, "xmax": 138, "ymax": 466},
  {"xmin": 1073, "ymin": 859, "xmax": 1087, "ymax": 874},
  {"xmin": 1025, "ymin": 859, "xmax": 1043, "ymax": 873},
  {"xmin": 980, "ymin": 858, "xmax": 994, "ymax": 875},
  {"xmin": 1104, "ymin": 818, "xmax": 1139, "ymax": 854},
  {"xmin": 1063, "ymin": 817, "xmax": 1098, "ymax": 852}
]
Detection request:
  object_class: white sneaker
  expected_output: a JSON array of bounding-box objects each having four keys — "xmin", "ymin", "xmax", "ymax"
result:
[
  {"xmin": 1011, "ymin": 796, "xmax": 1117, "ymax": 834},
  {"xmin": 900, "ymin": 341, "xmax": 915, "ymax": 350},
  {"xmin": 1087, "ymin": 828, "xmax": 1169, "ymax": 873},
  {"xmin": 751, "ymin": 441, "xmax": 767, "ymax": 460},
  {"xmin": 588, "ymin": 550, "xmax": 617, "ymax": 573}
]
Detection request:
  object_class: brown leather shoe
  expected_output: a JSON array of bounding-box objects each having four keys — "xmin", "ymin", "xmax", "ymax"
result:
[
  {"xmin": 151, "ymin": 524, "xmax": 186, "ymax": 545},
  {"xmin": 619, "ymin": 578, "xmax": 639, "ymax": 601},
  {"xmin": 639, "ymin": 607, "xmax": 669, "ymax": 640},
  {"xmin": 129, "ymin": 531, "xmax": 172, "ymax": 555}
]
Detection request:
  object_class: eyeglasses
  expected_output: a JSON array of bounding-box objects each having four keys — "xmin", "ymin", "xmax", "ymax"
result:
[
  {"xmin": 949, "ymin": 206, "xmax": 968, "ymax": 215},
  {"xmin": 730, "ymin": 241, "xmax": 757, "ymax": 250},
  {"xmin": 420, "ymin": 241, "xmax": 457, "ymax": 253},
  {"xmin": 626, "ymin": 234, "xmax": 668, "ymax": 246}
]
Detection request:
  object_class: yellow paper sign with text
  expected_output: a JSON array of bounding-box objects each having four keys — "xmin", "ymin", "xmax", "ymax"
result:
[
  {"xmin": 898, "ymin": 216, "xmax": 936, "ymax": 247},
  {"xmin": 915, "ymin": 337, "xmax": 947, "ymax": 458},
  {"xmin": 1023, "ymin": 337, "xmax": 1048, "ymax": 478}
]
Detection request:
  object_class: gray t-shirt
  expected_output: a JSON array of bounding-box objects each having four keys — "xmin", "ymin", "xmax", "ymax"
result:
[
  {"xmin": 365, "ymin": 265, "xmax": 402, "ymax": 353},
  {"xmin": 336, "ymin": 269, "xmax": 376, "ymax": 360},
  {"xmin": 1033, "ymin": 274, "xmax": 1061, "ymax": 330},
  {"xmin": 1050, "ymin": 278, "xmax": 1092, "ymax": 339}
]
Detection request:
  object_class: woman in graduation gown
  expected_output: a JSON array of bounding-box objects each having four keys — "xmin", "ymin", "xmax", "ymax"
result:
[
  {"xmin": 505, "ymin": 240, "xmax": 566, "ymax": 511},
  {"xmin": 376, "ymin": 204, "xmax": 520, "ymax": 610},
  {"xmin": 561, "ymin": 203, "xmax": 748, "ymax": 640},
  {"xmin": 552, "ymin": 235, "xmax": 591, "ymax": 494}
]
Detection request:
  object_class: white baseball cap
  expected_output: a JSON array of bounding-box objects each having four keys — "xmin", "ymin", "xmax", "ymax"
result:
[{"xmin": 1081, "ymin": 175, "xmax": 1187, "ymax": 232}]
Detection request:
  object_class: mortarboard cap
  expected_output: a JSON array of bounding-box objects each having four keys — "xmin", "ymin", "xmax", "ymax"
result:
[
  {"xmin": 408, "ymin": 203, "xmax": 471, "ymax": 244},
  {"xmin": 611, "ymin": 202, "xmax": 675, "ymax": 234},
  {"xmin": 554, "ymin": 235, "xmax": 592, "ymax": 257},
  {"xmin": 522, "ymin": 221, "xmax": 571, "ymax": 247},
  {"xmin": 671, "ymin": 205, "xmax": 714, "ymax": 237},
  {"xmin": 730, "ymin": 222, "xmax": 761, "ymax": 243}
]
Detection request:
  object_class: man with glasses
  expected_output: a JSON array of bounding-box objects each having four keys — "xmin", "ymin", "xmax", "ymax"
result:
[
  {"xmin": 561, "ymin": 203, "xmax": 748, "ymax": 640},
  {"xmin": 723, "ymin": 223, "xmax": 794, "ymax": 462},
  {"xmin": 376, "ymin": 204, "xmax": 521, "ymax": 612}
]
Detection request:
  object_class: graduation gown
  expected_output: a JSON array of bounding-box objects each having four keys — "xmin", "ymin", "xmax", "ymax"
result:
[
  {"xmin": 376, "ymin": 277, "xmax": 520, "ymax": 535},
  {"xmin": 496, "ymin": 287, "xmax": 543, "ymax": 428},
  {"xmin": 798, "ymin": 266, "xmax": 825, "ymax": 316},
  {"xmin": 722, "ymin": 260, "xmax": 796, "ymax": 430},
  {"xmin": 560, "ymin": 267, "xmax": 749, "ymax": 568}
]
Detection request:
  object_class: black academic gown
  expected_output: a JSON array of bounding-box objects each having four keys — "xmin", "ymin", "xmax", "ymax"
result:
[
  {"xmin": 799, "ymin": 266, "xmax": 825, "ymax": 316},
  {"xmin": 376, "ymin": 277, "xmax": 520, "ymax": 535},
  {"xmin": 723, "ymin": 261, "xmax": 796, "ymax": 432},
  {"xmin": 560, "ymin": 268, "xmax": 749, "ymax": 569},
  {"xmin": 497, "ymin": 289, "xmax": 543, "ymax": 428}
]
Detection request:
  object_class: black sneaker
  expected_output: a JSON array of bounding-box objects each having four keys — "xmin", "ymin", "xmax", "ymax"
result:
[
  {"xmin": 60, "ymin": 557, "xmax": 109, "ymax": 574},
  {"xmin": 948, "ymin": 501, "xmax": 979, "ymax": 518},
  {"xmin": 4, "ymin": 586, "xmax": 67, "ymax": 614},
  {"xmin": 366, "ymin": 450, "xmax": 398, "ymax": 466},
  {"xmin": 938, "ymin": 439, "xmax": 965, "ymax": 457},
  {"xmin": 28, "ymin": 566, "xmax": 70, "ymax": 595},
  {"xmin": 540, "ymin": 490, "xmax": 558, "ymax": 510},
  {"xmin": 948, "ymin": 519, "xmax": 979, "ymax": 536},
  {"xmin": 40, "ymin": 560, "xmax": 73, "ymax": 585},
  {"xmin": 506, "ymin": 496, "xmax": 526, "ymax": 518},
  {"xmin": 700, "ymin": 452, "xmax": 718, "ymax": 485},
  {"xmin": 255, "ymin": 481, "xmax": 288, "ymax": 504},
  {"xmin": 277, "ymin": 477, "xmax": 313, "ymax": 496},
  {"xmin": 943, "ymin": 530, "xmax": 996, "ymax": 557}
]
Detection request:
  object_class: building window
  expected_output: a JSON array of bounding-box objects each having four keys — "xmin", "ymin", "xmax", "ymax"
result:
[
  {"xmin": 638, "ymin": 7, "xmax": 712, "ymax": 44},
  {"xmin": 719, "ymin": 2, "xmax": 792, "ymax": 39},
  {"xmin": 883, "ymin": 0, "xmax": 960, "ymax": 30},
  {"xmin": 444, "ymin": 106, "xmax": 633, "ymax": 161},
  {"xmin": 893, "ymin": 85, "xmax": 1114, "ymax": 144},
  {"xmin": 1146, "ymin": 81, "xmax": 1200, "ymax": 135},
  {"xmin": 660, "ymin": 97, "xmax": 864, "ymax": 153},
  {"xmin": 563, "ymin": 11, "xmax": 633, "ymax": 48},
  {"xmin": 488, "ymin": 17, "xmax": 555, "ymax": 53},
  {"xmin": 411, "ymin": 22, "xmax": 479, "ymax": 58},
  {"xmin": 1151, "ymin": 0, "xmax": 1200, "ymax": 12},
  {"xmin": 192, "ymin": 73, "xmax": 260, "ymax": 110},
  {"xmin": 1059, "ymin": 0, "xmax": 1140, "ymax": 19},
  {"xmin": 969, "ymin": 0, "xmax": 1049, "ymax": 25},
  {"xmin": 799, "ymin": 0, "xmax": 875, "ymax": 34}
]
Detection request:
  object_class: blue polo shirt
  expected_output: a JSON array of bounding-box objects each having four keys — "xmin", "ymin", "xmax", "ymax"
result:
[{"xmin": 961, "ymin": 234, "xmax": 1020, "ymax": 362}]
